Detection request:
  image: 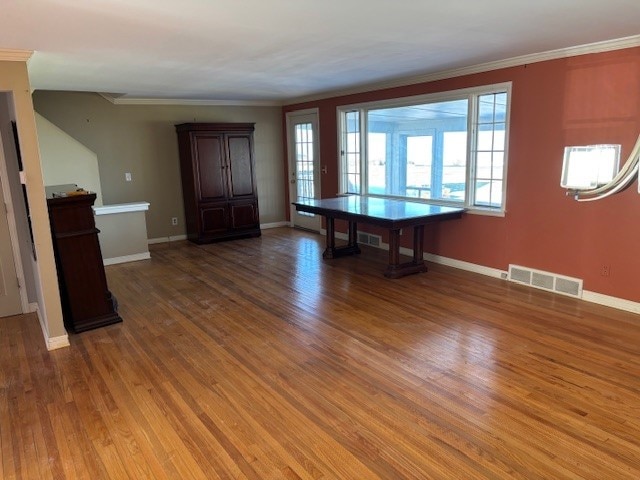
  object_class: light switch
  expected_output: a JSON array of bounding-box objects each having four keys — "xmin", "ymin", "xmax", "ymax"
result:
[{"xmin": 125, "ymin": 172, "xmax": 132, "ymax": 182}]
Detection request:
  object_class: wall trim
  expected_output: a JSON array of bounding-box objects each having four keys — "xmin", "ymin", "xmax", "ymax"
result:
[
  {"xmin": 286, "ymin": 35, "xmax": 640, "ymax": 105},
  {"xmin": 98, "ymin": 93, "xmax": 282, "ymax": 107},
  {"xmin": 0, "ymin": 49, "xmax": 33, "ymax": 62},
  {"xmin": 103, "ymin": 252, "xmax": 151, "ymax": 266},
  {"xmin": 261, "ymin": 221, "xmax": 290, "ymax": 229},
  {"xmin": 582, "ymin": 291, "xmax": 640, "ymax": 315},
  {"xmin": 47, "ymin": 333, "xmax": 71, "ymax": 350},
  {"xmin": 93, "ymin": 201, "xmax": 150, "ymax": 215},
  {"xmin": 148, "ymin": 234, "xmax": 188, "ymax": 245},
  {"xmin": 420, "ymin": 251, "xmax": 507, "ymax": 279},
  {"xmin": 32, "ymin": 303, "xmax": 70, "ymax": 350}
]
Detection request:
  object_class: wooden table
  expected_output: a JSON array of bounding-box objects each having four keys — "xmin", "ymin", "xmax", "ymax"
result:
[{"xmin": 293, "ymin": 196, "xmax": 464, "ymax": 278}]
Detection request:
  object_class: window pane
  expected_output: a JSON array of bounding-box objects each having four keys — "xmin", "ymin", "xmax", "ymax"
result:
[
  {"xmin": 442, "ymin": 131, "xmax": 467, "ymax": 200},
  {"xmin": 493, "ymin": 124, "xmax": 506, "ymax": 149},
  {"xmin": 476, "ymin": 151, "xmax": 492, "ymax": 173},
  {"xmin": 342, "ymin": 111, "xmax": 360, "ymax": 193},
  {"xmin": 494, "ymin": 93, "xmax": 507, "ymax": 122},
  {"xmin": 406, "ymin": 136, "xmax": 432, "ymax": 199},
  {"xmin": 473, "ymin": 92, "xmax": 508, "ymax": 209},
  {"xmin": 366, "ymin": 99, "xmax": 468, "ymax": 201},
  {"xmin": 475, "ymin": 180, "xmax": 502, "ymax": 207},
  {"xmin": 477, "ymin": 125, "xmax": 494, "ymax": 150},
  {"xmin": 492, "ymin": 151, "xmax": 504, "ymax": 178},
  {"xmin": 367, "ymin": 132, "xmax": 386, "ymax": 193},
  {"xmin": 478, "ymin": 97, "xmax": 495, "ymax": 123}
]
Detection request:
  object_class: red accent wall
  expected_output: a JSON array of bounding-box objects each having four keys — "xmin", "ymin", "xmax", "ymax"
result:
[{"xmin": 284, "ymin": 47, "xmax": 640, "ymax": 303}]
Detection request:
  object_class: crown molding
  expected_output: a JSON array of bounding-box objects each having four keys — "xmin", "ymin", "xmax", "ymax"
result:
[
  {"xmin": 285, "ymin": 35, "xmax": 640, "ymax": 105},
  {"xmin": 0, "ymin": 49, "xmax": 33, "ymax": 62},
  {"xmin": 98, "ymin": 93, "xmax": 282, "ymax": 107}
]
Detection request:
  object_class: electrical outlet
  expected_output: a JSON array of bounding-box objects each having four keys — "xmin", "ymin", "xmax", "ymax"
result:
[
  {"xmin": 601, "ymin": 264, "xmax": 610, "ymax": 277},
  {"xmin": 171, "ymin": 217, "xmax": 178, "ymax": 226}
]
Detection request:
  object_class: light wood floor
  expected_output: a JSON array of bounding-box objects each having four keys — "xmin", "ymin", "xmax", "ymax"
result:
[{"xmin": 2, "ymin": 227, "xmax": 640, "ymax": 479}]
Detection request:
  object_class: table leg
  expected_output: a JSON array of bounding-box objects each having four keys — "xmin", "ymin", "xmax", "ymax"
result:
[
  {"xmin": 348, "ymin": 221, "xmax": 358, "ymax": 248},
  {"xmin": 323, "ymin": 217, "xmax": 360, "ymax": 259},
  {"xmin": 413, "ymin": 225, "xmax": 425, "ymax": 265},
  {"xmin": 323, "ymin": 217, "xmax": 336, "ymax": 258},
  {"xmin": 384, "ymin": 229, "xmax": 401, "ymax": 277},
  {"xmin": 384, "ymin": 226, "xmax": 428, "ymax": 278}
]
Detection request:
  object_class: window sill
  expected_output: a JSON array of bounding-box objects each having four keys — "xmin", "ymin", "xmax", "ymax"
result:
[{"xmin": 466, "ymin": 207, "xmax": 505, "ymax": 218}]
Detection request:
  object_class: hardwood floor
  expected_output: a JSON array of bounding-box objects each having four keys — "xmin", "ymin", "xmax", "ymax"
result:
[{"xmin": 2, "ymin": 227, "xmax": 639, "ymax": 479}]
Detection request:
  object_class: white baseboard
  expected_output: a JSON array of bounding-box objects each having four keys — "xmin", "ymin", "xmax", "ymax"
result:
[
  {"xmin": 148, "ymin": 234, "xmax": 188, "ymax": 245},
  {"xmin": 32, "ymin": 304, "xmax": 70, "ymax": 351},
  {"xmin": 103, "ymin": 252, "xmax": 151, "ymax": 266},
  {"xmin": 47, "ymin": 334, "xmax": 71, "ymax": 350},
  {"xmin": 261, "ymin": 221, "xmax": 290, "ymax": 229},
  {"xmin": 420, "ymin": 251, "xmax": 507, "ymax": 279},
  {"xmin": 28, "ymin": 302, "xmax": 38, "ymax": 313},
  {"xmin": 582, "ymin": 290, "xmax": 640, "ymax": 315}
]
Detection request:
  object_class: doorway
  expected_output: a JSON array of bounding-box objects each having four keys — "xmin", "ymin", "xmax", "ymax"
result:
[
  {"xmin": 0, "ymin": 172, "xmax": 22, "ymax": 317},
  {"xmin": 286, "ymin": 109, "xmax": 321, "ymax": 232}
]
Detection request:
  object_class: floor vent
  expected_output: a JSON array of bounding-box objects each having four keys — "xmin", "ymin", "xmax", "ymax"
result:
[
  {"xmin": 507, "ymin": 264, "xmax": 583, "ymax": 299},
  {"xmin": 357, "ymin": 232, "xmax": 382, "ymax": 248}
]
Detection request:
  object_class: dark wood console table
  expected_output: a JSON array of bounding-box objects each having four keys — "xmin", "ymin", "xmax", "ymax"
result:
[{"xmin": 293, "ymin": 196, "xmax": 464, "ymax": 278}]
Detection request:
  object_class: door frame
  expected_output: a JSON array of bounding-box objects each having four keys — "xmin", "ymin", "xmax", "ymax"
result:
[
  {"xmin": 286, "ymin": 108, "xmax": 321, "ymax": 232},
  {"xmin": 0, "ymin": 128, "xmax": 28, "ymax": 314}
]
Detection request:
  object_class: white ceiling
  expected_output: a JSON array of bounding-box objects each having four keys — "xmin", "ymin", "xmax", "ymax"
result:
[{"xmin": 2, "ymin": 0, "xmax": 640, "ymax": 104}]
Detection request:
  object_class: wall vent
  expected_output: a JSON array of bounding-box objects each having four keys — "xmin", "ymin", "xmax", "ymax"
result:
[
  {"xmin": 507, "ymin": 264, "xmax": 583, "ymax": 299},
  {"xmin": 357, "ymin": 231, "xmax": 382, "ymax": 248}
]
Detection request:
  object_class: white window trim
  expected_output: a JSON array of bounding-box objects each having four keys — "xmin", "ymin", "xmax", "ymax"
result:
[{"xmin": 336, "ymin": 82, "xmax": 512, "ymax": 214}]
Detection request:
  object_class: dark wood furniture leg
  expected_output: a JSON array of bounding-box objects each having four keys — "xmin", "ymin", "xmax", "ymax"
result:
[
  {"xmin": 384, "ymin": 226, "xmax": 428, "ymax": 279},
  {"xmin": 348, "ymin": 221, "xmax": 358, "ymax": 249},
  {"xmin": 384, "ymin": 229, "xmax": 401, "ymax": 278},
  {"xmin": 323, "ymin": 217, "xmax": 361, "ymax": 259},
  {"xmin": 323, "ymin": 216, "xmax": 336, "ymax": 258},
  {"xmin": 413, "ymin": 225, "xmax": 426, "ymax": 267}
]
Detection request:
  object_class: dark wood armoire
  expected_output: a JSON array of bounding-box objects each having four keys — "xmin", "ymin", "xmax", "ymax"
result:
[
  {"xmin": 47, "ymin": 193, "xmax": 122, "ymax": 333},
  {"xmin": 175, "ymin": 123, "xmax": 261, "ymax": 243}
]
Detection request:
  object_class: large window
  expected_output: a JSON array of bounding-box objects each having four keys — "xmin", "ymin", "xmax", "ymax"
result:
[{"xmin": 338, "ymin": 83, "xmax": 510, "ymax": 212}]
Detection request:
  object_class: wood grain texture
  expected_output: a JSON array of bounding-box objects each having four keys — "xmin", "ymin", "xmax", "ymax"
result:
[{"xmin": 1, "ymin": 227, "xmax": 639, "ymax": 479}]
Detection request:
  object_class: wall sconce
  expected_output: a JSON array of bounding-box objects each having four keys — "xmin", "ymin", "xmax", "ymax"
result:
[
  {"xmin": 562, "ymin": 136, "xmax": 640, "ymax": 202},
  {"xmin": 561, "ymin": 144, "xmax": 620, "ymax": 190}
]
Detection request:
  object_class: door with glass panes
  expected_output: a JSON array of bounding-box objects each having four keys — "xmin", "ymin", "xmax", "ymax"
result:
[{"xmin": 287, "ymin": 110, "xmax": 321, "ymax": 231}]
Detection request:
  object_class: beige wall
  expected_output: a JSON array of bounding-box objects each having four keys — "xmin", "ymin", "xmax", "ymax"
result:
[
  {"xmin": 0, "ymin": 58, "xmax": 66, "ymax": 341},
  {"xmin": 95, "ymin": 209, "xmax": 149, "ymax": 261},
  {"xmin": 36, "ymin": 112, "xmax": 103, "ymax": 205},
  {"xmin": 32, "ymin": 91, "xmax": 287, "ymax": 239},
  {"xmin": 0, "ymin": 93, "xmax": 37, "ymax": 303}
]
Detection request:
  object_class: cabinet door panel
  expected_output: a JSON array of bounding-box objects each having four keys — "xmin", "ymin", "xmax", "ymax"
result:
[
  {"xmin": 226, "ymin": 135, "xmax": 255, "ymax": 198},
  {"xmin": 230, "ymin": 202, "xmax": 258, "ymax": 229},
  {"xmin": 200, "ymin": 205, "xmax": 228, "ymax": 233},
  {"xmin": 195, "ymin": 134, "xmax": 226, "ymax": 200}
]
